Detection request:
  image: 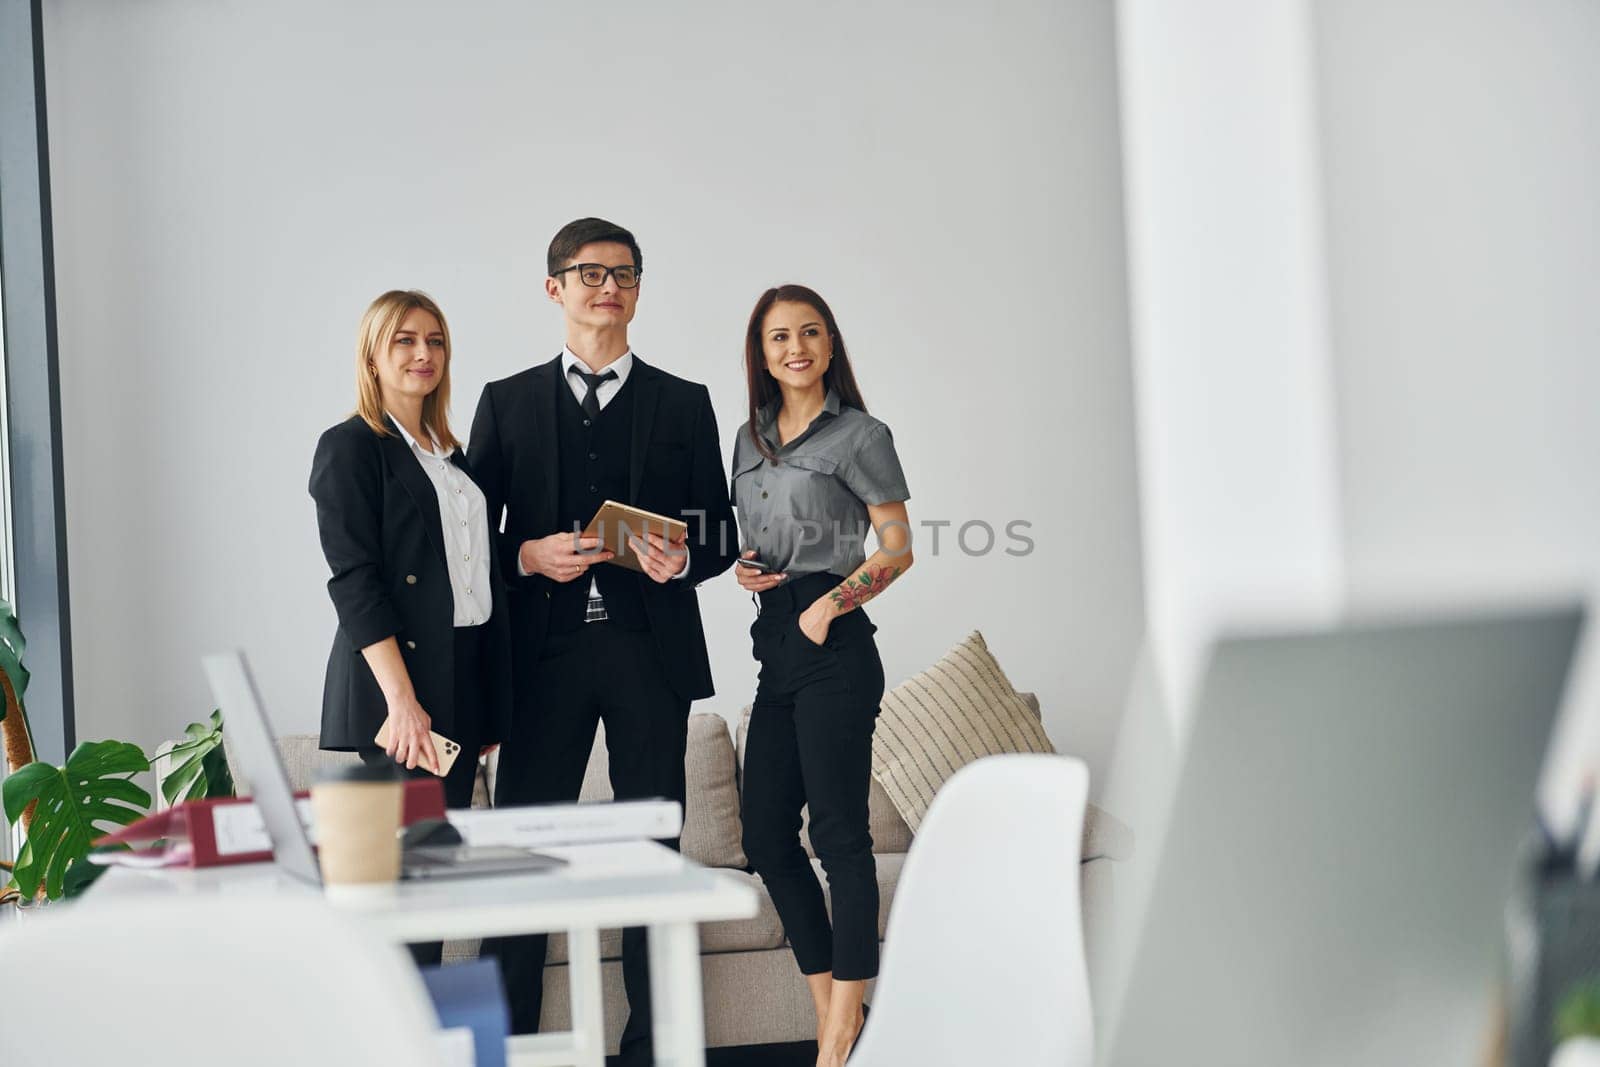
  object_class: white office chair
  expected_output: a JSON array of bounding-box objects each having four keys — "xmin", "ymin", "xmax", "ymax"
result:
[
  {"xmin": 849, "ymin": 753, "xmax": 1094, "ymax": 1067},
  {"xmin": 0, "ymin": 893, "xmax": 447, "ymax": 1067}
]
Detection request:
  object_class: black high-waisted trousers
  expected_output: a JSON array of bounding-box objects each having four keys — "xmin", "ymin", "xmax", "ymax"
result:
[{"xmin": 741, "ymin": 571, "xmax": 886, "ymax": 981}]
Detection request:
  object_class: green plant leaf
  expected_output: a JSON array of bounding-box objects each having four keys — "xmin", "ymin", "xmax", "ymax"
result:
[
  {"xmin": 5, "ymin": 837, "xmax": 37, "ymax": 898},
  {"xmin": 62, "ymin": 852, "xmax": 114, "ymax": 898},
  {"xmin": 201, "ymin": 743, "xmax": 235, "ymax": 799},
  {"xmin": 158, "ymin": 709, "xmax": 234, "ymax": 806},
  {"xmin": 1556, "ymin": 978, "xmax": 1600, "ymax": 1041},
  {"xmin": 0, "ymin": 596, "xmax": 28, "ymax": 724},
  {"xmin": 2, "ymin": 740, "xmax": 150, "ymax": 900}
]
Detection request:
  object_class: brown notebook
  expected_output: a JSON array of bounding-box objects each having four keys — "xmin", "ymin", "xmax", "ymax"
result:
[{"xmin": 580, "ymin": 500, "xmax": 689, "ymax": 573}]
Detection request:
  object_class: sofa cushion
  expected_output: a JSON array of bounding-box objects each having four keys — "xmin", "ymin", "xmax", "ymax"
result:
[
  {"xmin": 871, "ymin": 630, "xmax": 1053, "ymax": 832},
  {"xmin": 486, "ymin": 714, "xmax": 747, "ymax": 869},
  {"xmin": 226, "ymin": 733, "xmax": 360, "ymax": 795},
  {"xmin": 681, "ymin": 717, "xmax": 748, "ymax": 868},
  {"xmin": 697, "ymin": 869, "xmax": 788, "ymax": 954}
]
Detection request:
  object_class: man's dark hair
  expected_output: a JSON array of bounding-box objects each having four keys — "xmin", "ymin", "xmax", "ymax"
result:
[{"xmin": 546, "ymin": 217, "xmax": 643, "ymax": 278}]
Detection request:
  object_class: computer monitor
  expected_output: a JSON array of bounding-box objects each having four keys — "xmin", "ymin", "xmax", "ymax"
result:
[{"xmin": 1111, "ymin": 603, "xmax": 1584, "ymax": 1067}]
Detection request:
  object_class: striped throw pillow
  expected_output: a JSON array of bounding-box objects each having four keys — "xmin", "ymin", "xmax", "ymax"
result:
[{"xmin": 871, "ymin": 630, "xmax": 1054, "ymax": 831}]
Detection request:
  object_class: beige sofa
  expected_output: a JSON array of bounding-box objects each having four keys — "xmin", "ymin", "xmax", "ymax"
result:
[{"xmin": 258, "ymin": 693, "xmax": 1130, "ymax": 1053}]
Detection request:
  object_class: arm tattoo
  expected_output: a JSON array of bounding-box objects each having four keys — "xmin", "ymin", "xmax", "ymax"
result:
[{"xmin": 830, "ymin": 564, "xmax": 904, "ymax": 614}]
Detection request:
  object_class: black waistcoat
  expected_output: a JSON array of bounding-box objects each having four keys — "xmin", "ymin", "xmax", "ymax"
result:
[{"xmin": 551, "ymin": 374, "xmax": 647, "ymax": 631}]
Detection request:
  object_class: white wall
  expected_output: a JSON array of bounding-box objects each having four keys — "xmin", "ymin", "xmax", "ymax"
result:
[
  {"xmin": 42, "ymin": 0, "xmax": 1144, "ymax": 792},
  {"xmin": 1313, "ymin": 0, "xmax": 1600, "ymax": 828},
  {"xmin": 1097, "ymin": 0, "xmax": 1600, "ymax": 1048},
  {"xmin": 1317, "ymin": 0, "xmax": 1600, "ymax": 602},
  {"xmin": 1097, "ymin": 0, "xmax": 1345, "ymax": 1046}
]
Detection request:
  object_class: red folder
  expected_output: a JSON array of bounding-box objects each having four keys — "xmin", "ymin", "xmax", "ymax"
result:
[{"xmin": 92, "ymin": 778, "xmax": 445, "ymax": 868}]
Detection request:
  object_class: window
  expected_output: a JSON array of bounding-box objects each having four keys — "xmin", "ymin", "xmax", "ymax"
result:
[
  {"xmin": 1, "ymin": 0, "xmax": 74, "ymax": 771},
  {"xmin": 0, "ymin": 276, "xmax": 14, "ymax": 607}
]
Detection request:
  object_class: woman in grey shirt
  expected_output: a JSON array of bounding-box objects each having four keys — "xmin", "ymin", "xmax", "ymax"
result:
[{"xmin": 731, "ymin": 283, "xmax": 913, "ymax": 1067}]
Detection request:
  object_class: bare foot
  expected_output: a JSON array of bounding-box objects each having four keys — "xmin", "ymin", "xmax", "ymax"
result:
[{"xmin": 815, "ymin": 1006, "xmax": 864, "ymax": 1067}]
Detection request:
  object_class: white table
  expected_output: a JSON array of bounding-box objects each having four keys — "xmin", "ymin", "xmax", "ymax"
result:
[{"xmin": 90, "ymin": 840, "xmax": 758, "ymax": 1067}]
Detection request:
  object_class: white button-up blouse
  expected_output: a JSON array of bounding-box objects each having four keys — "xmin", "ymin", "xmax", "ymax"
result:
[{"xmin": 389, "ymin": 416, "xmax": 493, "ymax": 627}]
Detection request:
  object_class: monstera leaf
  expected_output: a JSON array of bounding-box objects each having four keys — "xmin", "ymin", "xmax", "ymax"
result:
[
  {"xmin": 0, "ymin": 596, "xmax": 27, "ymax": 724},
  {"xmin": 158, "ymin": 709, "xmax": 234, "ymax": 807},
  {"xmin": 3, "ymin": 740, "xmax": 150, "ymax": 900}
]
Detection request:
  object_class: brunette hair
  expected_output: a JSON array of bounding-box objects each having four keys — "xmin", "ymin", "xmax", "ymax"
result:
[
  {"xmin": 353, "ymin": 289, "xmax": 460, "ymax": 451},
  {"xmin": 743, "ymin": 284, "xmax": 867, "ymax": 463},
  {"xmin": 546, "ymin": 217, "xmax": 643, "ymax": 278}
]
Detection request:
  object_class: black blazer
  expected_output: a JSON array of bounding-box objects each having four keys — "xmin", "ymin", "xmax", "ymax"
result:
[
  {"xmin": 309, "ymin": 415, "xmax": 513, "ymax": 751},
  {"xmin": 467, "ymin": 355, "xmax": 738, "ymax": 704}
]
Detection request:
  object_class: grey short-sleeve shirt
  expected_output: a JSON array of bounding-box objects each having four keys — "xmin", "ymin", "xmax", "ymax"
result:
[{"xmin": 731, "ymin": 390, "xmax": 910, "ymax": 578}]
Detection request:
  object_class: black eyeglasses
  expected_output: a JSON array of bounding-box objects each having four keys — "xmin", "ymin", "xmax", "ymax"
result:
[{"xmin": 552, "ymin": 263, "xmax": 642, "ymax": 289}]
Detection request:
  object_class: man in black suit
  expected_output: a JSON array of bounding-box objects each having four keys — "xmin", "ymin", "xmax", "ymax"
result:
[{"xmin": 468, "ymin": 217, "xmax": 738, "ymax": 1060}]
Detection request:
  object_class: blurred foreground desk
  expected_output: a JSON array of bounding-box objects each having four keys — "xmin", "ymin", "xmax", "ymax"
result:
[{"xmin": 90, "ymin": 839, "xmax": 758, "ymax": 1067}]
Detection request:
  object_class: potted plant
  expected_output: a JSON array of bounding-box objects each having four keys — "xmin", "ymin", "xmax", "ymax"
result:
[
  {"xmin": 1, "ymin": 597, "xmax": 235, "ymax": 904},
  {"xmin": 1554, "ymin": 980, "xmax": 1600, "ymax": 1067}
]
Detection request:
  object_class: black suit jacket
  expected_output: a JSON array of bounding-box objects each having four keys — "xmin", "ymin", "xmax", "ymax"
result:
[
  {"xmin": 467, "ymin": 355, "xmax": 738, "ymax": 704},
  {"xmin": 309, "ymin": 415, "xmax": 513, "ymax": 750}
]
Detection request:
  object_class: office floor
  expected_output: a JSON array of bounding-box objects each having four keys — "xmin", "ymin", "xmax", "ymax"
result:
[
  {"xmin": 601, "ymin": 1005, "xmax": 868, "ymax": 1063},
  {"xmin": 604, "ymin": 1044, "xmax": 815, "ymax": 1066},
  {"xmin": 714, "ymin": 1045, "xmax": 818, "ymax": 1066},
  {"xmin": 705, "ymin": 1045, "xmax": 816, "ymax": 1066}
]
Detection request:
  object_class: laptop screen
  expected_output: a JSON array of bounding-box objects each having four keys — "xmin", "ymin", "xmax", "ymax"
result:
[{"xmin": 201, "ymin": 651, "xmax": 321, "ymax": 885}]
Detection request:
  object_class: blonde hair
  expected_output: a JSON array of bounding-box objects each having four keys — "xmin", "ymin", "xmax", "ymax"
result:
[{"xmin": 354, "ymin": 289, "xmax": 460, "ymax": 451}]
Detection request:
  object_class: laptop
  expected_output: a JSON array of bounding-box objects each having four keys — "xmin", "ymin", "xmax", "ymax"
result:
[
  {"xmin": 202, "ymin": 650, "xmax": 562, "ymax": 884},
  {"xmin": 1110, "ymin": 603, "xmax": 1585, "ymax": 1067}
]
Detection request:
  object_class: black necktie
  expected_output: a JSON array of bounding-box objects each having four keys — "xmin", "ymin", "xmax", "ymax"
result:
[{"xmin": 572, "ymin": 367, "xmax": 618, "ymax": 421}]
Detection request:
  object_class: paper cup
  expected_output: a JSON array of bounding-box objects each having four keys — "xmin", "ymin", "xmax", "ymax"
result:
[{"xmin": 310, "ymin": 763, "xmax": 402, "ymax": 886}]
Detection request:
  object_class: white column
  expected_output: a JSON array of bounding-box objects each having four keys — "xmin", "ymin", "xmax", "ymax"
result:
[{"xmin": 1096, "ymin": 0, "xmax": 1346, "ymax": 1049}]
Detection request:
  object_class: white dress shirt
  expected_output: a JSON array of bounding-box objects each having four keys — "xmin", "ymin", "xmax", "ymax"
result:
[
  {"xmin": 516, "ymin": 348, "xmax": 689, "ymax": 586},
  {"xmin": 389, "ymin": 416, "xmax": 493, "ymax": 627},
  {"xmin": 562, "ymin": 346, "xmax": 634, "ymax": 409}
]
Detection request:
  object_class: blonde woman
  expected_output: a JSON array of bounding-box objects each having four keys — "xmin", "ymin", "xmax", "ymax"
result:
[{"xmin": 309, "ymin": 290, "xmax": 511, "ymax": 813}]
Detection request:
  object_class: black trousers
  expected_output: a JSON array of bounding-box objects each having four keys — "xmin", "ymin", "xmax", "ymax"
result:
[
  {"xmin": 741, "ymin": 572, "xmax": 886, "ymax": 982},
  {"xmin": 484, "ymin": 622, "xmax": 689, "ymax": 1051},
  {"xmin": 358, "ymin": 624, "xmax": 487, "ymax": 968}
]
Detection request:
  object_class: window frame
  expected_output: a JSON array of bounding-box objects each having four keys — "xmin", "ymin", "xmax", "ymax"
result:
[{"xmin": 1, "ymin": 0, "xmax": 76, "ymax": 785}]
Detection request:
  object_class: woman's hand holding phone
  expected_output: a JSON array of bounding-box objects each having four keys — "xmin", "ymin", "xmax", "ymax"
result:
[
  {"xmin": 380, "ymin": 693, "xmax": 439, "ymax": 774},
  {"xmin": 735, "ymin": 550, "xmax": 786, "ymax": 592}
]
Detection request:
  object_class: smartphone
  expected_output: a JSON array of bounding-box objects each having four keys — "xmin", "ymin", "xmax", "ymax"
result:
[
  {"xmin": 373, "ymin": 721, "xmax": 462, "ymax": 777},
  {"xmin": 736, "ymin": 556, "xmax": 778, "ymax": 574}
]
